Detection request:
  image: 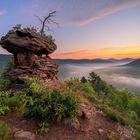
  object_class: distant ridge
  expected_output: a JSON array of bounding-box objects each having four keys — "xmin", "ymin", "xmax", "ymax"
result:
[
  {"xmin": 0, "ymin": 54, "xmax": 138, "ymax": 68},
  {"xmin": 108, "ymin": 58, "xmax": 135, "ymax": 63},
  {"xmin": 125, "ymin": 59, "xmax": 140, "ymax": 67},
  {"xmin": 55, "ymin": 58, "xmax": 113, "ymax": 64}
]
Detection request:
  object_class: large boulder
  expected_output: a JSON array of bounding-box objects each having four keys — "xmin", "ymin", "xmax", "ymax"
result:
[
  {"xmin": 79, "ymin": 102, "xmax": 96, "ymax": 120},
  {"xmin": 0, "ymin": 28, "xmax": 58, "ymax": 85},
  {"xmin": 0, "ymin": 29, "xmax": 57, "ymax": 55}
]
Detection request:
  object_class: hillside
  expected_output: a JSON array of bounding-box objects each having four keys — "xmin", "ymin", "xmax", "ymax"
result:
[
  {"xmin": 125, "ymin": 59, "xmax": 140, "ymax": 67},
  {"xmin": 0, "ymin": 73, "xmax": 139, "ymax": 140},
  {"xmin": 108, "ymin": 58, "xmax": 135, "ymax": 63}
]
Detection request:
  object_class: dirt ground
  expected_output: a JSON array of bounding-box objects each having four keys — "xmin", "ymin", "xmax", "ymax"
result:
[{"xmin": 0, "ymin": 110, "xmax": 122, "ymax": 140}]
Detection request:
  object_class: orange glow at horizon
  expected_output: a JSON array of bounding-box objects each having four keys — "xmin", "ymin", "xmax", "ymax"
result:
[{"xmin": 51, "ymin": 46, "xmax": 140, "ymax": 59}]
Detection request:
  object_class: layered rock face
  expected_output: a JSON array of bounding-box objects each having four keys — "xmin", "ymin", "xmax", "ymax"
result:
[{"xmin": 0, "ymin": 28, "xmax": 58, "ymax": 84}]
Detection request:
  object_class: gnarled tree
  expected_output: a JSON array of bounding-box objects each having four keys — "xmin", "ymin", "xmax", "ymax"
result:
[{"xmin": 36, "ymin": 11, "xmax": 58, "ymax": 36}]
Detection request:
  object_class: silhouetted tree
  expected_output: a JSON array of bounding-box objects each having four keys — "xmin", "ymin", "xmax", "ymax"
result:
[
  {"xmin": 35, "ymin": 11, "xmax": 58, "ymax": 36},
  {"xmin": 81, "ymin": 76, "xmax": 87, "ymax": 83}
]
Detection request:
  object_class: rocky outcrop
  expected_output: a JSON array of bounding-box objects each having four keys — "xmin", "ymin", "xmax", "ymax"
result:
[
  {"xmin": 0, "ymin": 29, "xmax": 57, "ymax": 55},
  {"xmin": 79, "ymin": 102, "xmax": 96, "ymax": 120},
  {"xmin": 0, "ymin": 28, "xmax": 58, "ymax": 84}
]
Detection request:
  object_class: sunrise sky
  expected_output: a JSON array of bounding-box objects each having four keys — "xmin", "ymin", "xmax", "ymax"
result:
[{"xmin": 0, "ymin": 0, "xmax": 140, "ymax": 59}]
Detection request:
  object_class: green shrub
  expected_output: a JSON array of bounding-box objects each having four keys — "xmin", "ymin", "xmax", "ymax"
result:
[
  {"xmin": 25, "ymin": 79, "xmax": 47, "ymax": 95},
  {"xmin": 128, "ymin": 96, "xmax": 140, "ymax": 119},
  {"xmin": 0, "ymin": 107, "xmax": 10, "ymax": 115},
  {"xmin": 26, "ymin": 90, "xmax": 79, "ymax": 121},
  {"xmin": 0, "ymin": 79, "xmax": 11, "ymax": 91},
  {"xmin": 127, "ymin": 111, "xmax": 139, "ymax": 121},
  {"xmin": 0, "ymin": 121, "xmax": 11, "ymax": 140},
  {"xmin": 0, "ymin": 91, "xmax": 27, "ymax": 112},
  {"xmin": 4, "ymin": 96, "xmax": 22, "ymax": 110},
  {"xmin": 0, "ymin": 91, "xmax": 12, "ymax": 106},
  {"xmin": 39, "ymin": 121, "xmax": 49, "ymax": 133},
  {"xmin": 134, "ymin": 125, "xmax": 140, "ymax": 140}
]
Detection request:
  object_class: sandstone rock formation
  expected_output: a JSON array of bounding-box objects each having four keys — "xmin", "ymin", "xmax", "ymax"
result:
[{"xmin": 0, "ymin": 27, "xmax": 58, "ymax": 85}]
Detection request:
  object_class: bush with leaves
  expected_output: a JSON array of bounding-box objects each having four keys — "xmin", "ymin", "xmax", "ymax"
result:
[
  {"xmin": 0, "ymin": 91, "xmax": 12, "ymax": 106},
  {"xmin": 0, "ymin": 90, "xmax": 27, "ymax": 114},
  {"xmin": 25, "ymin": 79, "xmax": 47, "ymax": 95},
  {"xmin": 26, "ymin": 90, "xmax": 79, "ymax": 121},
  {"xmin": 0, "ymin": 79, "xmax": 11, "ymax": 91},
  {"xmin": 39, "ymin": 121, "xmax": 49, "ymax": 133},
  {"xmin": 0, "ymin": 106, "xmax": 10, "ymax": 115}
]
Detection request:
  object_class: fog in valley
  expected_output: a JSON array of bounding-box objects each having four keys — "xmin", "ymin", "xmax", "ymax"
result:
[
  {"xmin": 0, "ymin": 59, "xmax": 140, "ymax": 94},
  {"xmin": 58, "ymin": 62, "xmax": 140, "ymax": 94}
]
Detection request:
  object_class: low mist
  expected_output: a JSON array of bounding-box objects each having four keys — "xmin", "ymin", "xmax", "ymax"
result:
[{"xmin": 58, "ymin": 63, "xmax": 140, "ymax": 94}]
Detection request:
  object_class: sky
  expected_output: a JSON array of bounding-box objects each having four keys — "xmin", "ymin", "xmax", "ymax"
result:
[{"xmin": 0, "ymin": 0, "xmax": 140, "ymax": 59}]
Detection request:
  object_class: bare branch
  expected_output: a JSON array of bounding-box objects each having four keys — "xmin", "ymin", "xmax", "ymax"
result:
[
  {"xmin": 34, "ymin": 15, "xmax": 43, "ymax": 23},
  {"xmin": 48, "ymin": 18, "xmax": 59, "ymax": 27},
  {"xmin": 35, "ymin": 11, "xmax": 58, "ymax": 36}
]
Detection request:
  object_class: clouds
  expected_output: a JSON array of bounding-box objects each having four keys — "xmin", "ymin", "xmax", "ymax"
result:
[
  {"xmin": 19, "ymin": 0, "xmax": 140, "ymax": 26},
  {"xmin": 0, "ymin": 0, "xmax": 140, "ymax": 30},
  {"xmin": 60, "ymin": 0, "xmax": 140, "ymax": 25},
  {"xmin": 0, "ymin": 0, "xmax": 140, "ymax": 55}
]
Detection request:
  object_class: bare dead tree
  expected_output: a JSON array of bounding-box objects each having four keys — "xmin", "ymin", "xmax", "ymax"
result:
[{"xmin": 35, "ymin": 11, "xmax": 58, "ymax": 36}]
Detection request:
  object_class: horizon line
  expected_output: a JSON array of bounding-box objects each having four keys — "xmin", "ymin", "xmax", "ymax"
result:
[{"xmin": 0, "ymin": 53, "xmax": 139, "ymax": 60}]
